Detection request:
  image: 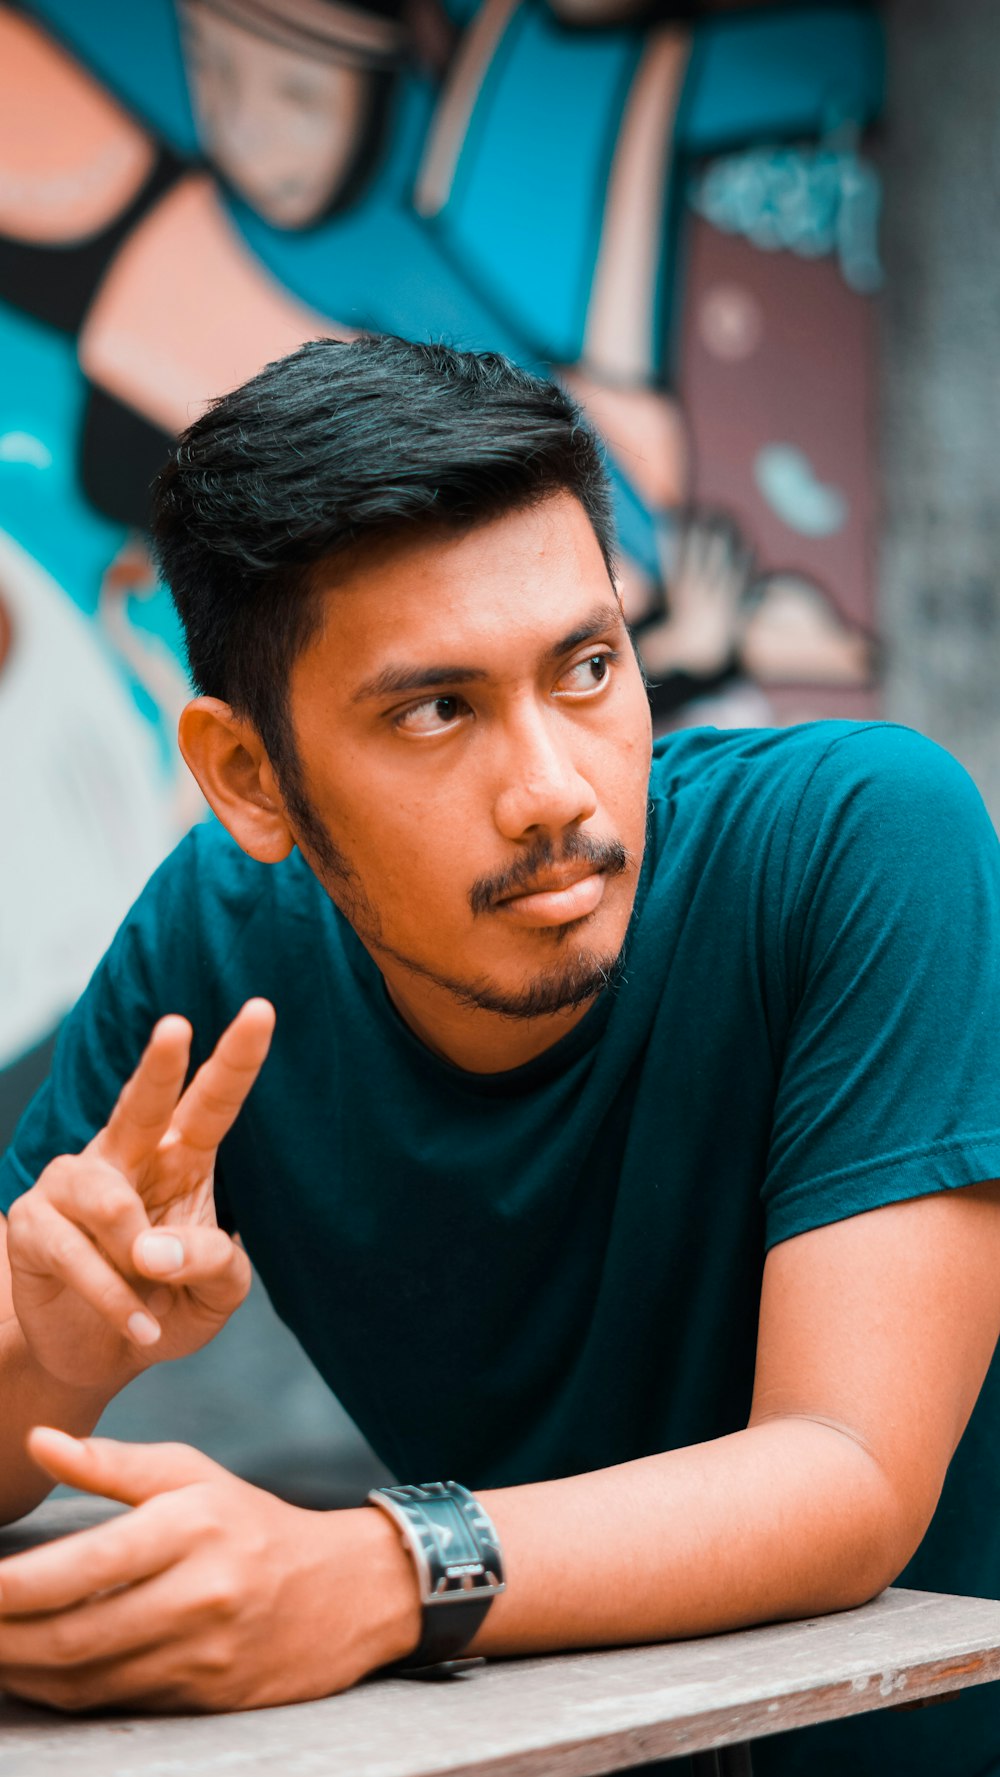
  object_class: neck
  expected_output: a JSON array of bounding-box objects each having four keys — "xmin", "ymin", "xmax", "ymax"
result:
[{"xmin": 381, "ymin": 967, "xmax": 597, "ymax": 1074}]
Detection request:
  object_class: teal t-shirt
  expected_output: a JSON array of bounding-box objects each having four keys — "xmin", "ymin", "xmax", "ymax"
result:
[{"xmin": 4, "ymin": 720, "xmax": 1000, "ymax": 1776}]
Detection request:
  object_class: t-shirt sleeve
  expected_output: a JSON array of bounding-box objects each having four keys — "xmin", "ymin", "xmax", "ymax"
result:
[
  {"xmin": 761, "ymin": 724, "xmax": 1000, "ymax": 1248},
  {"xmin": 0, "ymin": 829, "xmax": 230, "ymax": 1221}
]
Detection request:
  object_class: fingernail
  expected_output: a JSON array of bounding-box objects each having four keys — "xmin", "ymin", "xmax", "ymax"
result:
[
  {"xmin": 139, "ymin": 1233, "xmax": 185, "ymax": 1276},
  {"xmin": 127, "ymin": 1311, "xmax": 161, "ymax": 1346}
]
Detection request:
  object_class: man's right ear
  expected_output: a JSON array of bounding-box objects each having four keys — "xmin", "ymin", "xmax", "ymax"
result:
[{"xmin": 177, "ymin": 698, "xmax": 295, "ymax": 863}]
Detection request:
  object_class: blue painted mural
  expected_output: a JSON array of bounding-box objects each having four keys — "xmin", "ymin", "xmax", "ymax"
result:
[{"xmin": 0, "ymin": 0, "xmax": 884, "ymax": 1081}]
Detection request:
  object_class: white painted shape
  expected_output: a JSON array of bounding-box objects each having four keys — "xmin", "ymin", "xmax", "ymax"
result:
[
  {"xmin": 0, "ymin": 430, "xmax": 53, "ymax": 468},
  {"xmin": 0, "ymin": 529, "xmax": 174, "ymax": 1067}
]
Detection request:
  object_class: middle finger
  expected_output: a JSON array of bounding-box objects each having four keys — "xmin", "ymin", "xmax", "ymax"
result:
[
  {"xmin": 0, "ymin": 1581, "xmax": 168, "ymax": 1678},
  {"xmin": 0, "ymin": 1640, "xmax": 201, "ymax": 1715},
  {"xmin": 170, "ymin": 999, "xmax": 275, "ymax": 1159},
  {"xmin": 0, "ymin": 1497, "xmax": 189, "ymax": 1619}
]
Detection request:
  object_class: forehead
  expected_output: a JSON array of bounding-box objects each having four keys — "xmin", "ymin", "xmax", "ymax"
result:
[
  {"xmin": 182, "ymin": 3, "xmax": 307, "ymax": 73},
  {"xmin": 181, "ymin": 2, "xmax": 376, "ymax": 90},
  {"xmin": 312, "ymin": 494, "xmax": 614, "ymax": 668}
]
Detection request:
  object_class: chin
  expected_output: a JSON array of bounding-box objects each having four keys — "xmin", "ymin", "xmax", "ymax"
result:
[{"xmin": 458, "ymin": 945, "xmax": 626, "ymax": 1021}]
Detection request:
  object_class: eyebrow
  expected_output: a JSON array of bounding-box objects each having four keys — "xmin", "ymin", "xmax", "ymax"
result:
[
  {"xmin": 351, "ymin": 601, "xmax": 624, "ymax": 704},
  {"xmin": 546, "ymin": 601, "xmax": 624, "ymax": 662}
]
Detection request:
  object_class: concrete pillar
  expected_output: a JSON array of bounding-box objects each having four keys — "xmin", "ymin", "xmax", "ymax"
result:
[{"xmin": 877, "ymin": 0, "xmax": 1000, "ymax": 820}]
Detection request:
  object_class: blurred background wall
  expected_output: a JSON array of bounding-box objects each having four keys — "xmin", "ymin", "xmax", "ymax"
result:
[
  {"xmin": 878, "ymin": 0, "xmax": 1000, "ymax": 818},
  {"xmin": 0, "ymin": 0, "xmax": 995, "ymax": 1499}
]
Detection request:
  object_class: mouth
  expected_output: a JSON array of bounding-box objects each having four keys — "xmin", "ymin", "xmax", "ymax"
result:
[{"xmin": 494, "ymin": 866, "xmax": 607, "ymax": 928}]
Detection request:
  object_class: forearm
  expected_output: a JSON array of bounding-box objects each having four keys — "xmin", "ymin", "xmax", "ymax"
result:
[
  {"xmin": 0, "ymin": 1318, "xmax": 118, "ymax": 1525},
  {"xmin": 471, "ymin": 1418, "xmax": 912, "ymax": 1658}
]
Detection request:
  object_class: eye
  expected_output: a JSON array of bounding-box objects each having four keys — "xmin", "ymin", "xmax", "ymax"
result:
[
  {"xmin": 280, "ymin": 79, "xmax": 328, "ymax": 108},
  {"xmin": 393, "ymin": 694, "xmax": 470, "ymax": 736},
  {"xmin": 556, "ymin": 651, "xmax": 617, "ymax": 696}
]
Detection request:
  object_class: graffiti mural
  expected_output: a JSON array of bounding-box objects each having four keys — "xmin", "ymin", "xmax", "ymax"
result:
[{"xmin": 0, "ymin": 0, "xmax": 884, "ymax": 1084}]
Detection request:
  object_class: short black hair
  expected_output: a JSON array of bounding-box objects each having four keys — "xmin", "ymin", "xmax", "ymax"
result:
[{"xmin": 151, "ymin": 334, "xmax": 617, "ymax": 793}]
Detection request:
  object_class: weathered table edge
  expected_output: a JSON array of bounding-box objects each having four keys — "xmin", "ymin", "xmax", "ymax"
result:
[
  {"xmin": 3, "ymin": 1502, "xmax": 1000, "ymax": 1777},
  {"xmin": 419, "ymin": 1635, "xmax": 1000, "ymax": 1776}
]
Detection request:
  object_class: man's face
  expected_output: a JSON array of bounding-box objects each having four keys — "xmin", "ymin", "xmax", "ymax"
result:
[
  {"xmin": 179, "ymin": 2, "xmax": 370, "ymax": 228},
  {"xmin": 285, "ymin": 494, "xmax": 653, "ymax": 1029}
]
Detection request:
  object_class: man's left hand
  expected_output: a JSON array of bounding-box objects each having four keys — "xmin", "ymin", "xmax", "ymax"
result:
[{"xmin": 0, "ymin": 1427, "xmax": 420, "ymax": 1713}]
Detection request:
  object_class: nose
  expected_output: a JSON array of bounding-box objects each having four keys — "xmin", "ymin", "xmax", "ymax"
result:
[
  {"xmin": 492, "ymin": 701, "xmax": 598, "ymax": 842},
  {"xmin": 214, "ymin": 99, "xmax": 268, "ymax": 163}
]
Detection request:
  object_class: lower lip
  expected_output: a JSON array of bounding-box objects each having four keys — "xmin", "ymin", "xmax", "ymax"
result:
[{"xmin": 496, "ymin": 872, "xmax": 607, "ymax": 927}]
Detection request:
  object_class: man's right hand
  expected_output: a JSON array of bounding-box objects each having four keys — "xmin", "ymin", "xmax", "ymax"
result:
[{"xmin": 5, "ymin": 1000, "xmax": 275, "ymax": 1393}]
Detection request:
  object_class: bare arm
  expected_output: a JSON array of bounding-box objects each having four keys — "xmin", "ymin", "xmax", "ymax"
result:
[
  {"xmin": 0, "ymin": 1219, "xmax": 116, "ymax": 1522},
  {"xmin": 0, "ymin": 1002, "xmax": 274, "ymax": 1527},
  {"xmin": 471, "ymin": 1182, "xmax": 1000, "ymax": 1654},
  {"xmin": 1, "ymin": 1182, "xmax": 997, "ymax": 1712}
]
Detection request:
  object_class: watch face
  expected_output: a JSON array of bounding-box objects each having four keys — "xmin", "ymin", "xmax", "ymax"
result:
[
  {"xmin": 423, "ymin": 1495, "xmax": 483, "ymax": 1576},
  {"xmin": 370, "ymin": 1483, "xmax": 505, "ymax": 1602}
]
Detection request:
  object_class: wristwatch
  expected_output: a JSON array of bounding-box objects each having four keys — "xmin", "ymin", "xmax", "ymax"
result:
[{"xmin": 367, "ymin": 1480, "xmax": 506, "ymax": 1671}]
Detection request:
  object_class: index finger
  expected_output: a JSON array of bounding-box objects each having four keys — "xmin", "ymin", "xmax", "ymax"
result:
[
  {"xmin": 92, "ymin": 1015, "xmax": 193, "ymax": 1178},
  {"xmin": 170, "ymin": 998, "xmax": 276, "ymax": 1158}
]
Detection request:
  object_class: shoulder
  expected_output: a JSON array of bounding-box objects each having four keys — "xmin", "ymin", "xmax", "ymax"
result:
[
  {"xmin": 780, "ymin": 721, "xmax": 994, "ymax": 853},
  {"xmin": 646, "ymin": 721, "xmax": 853, "ymax": 826},
  {"xmin": 649, "ymin": 719, "xmax": 987, "ymax": 821},
  {"xmin": 97, "ymin": 821, "xmax": 346, "ymax": 1069},
  {"xmin": 121, "ymin": 819, "xmax": 330, "ymax": 959},
  {"xmin": 646, "ymin": 722, "xmax": 997, "ymax": 921},
  {"xmin": 766, "ymin": 725, "xmax": 999, "ymax": 958},
  {"xmin": 131, "ymin": 817, "xmax": 255, "ymax": 921}
]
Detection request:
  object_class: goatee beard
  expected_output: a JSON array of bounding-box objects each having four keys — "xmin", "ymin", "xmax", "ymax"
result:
[
  {"xmin": 286, "ymin": 784, "xmax": 631, "ymax": 1021},
  {"xmin": 428, "ymin": 944, "xmax": 627, "ymax": 1019}
]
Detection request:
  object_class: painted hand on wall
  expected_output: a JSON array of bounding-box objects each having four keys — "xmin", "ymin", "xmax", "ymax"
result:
[{"xmin": 0, "ymin": 0, "xmax": 885, "ymax": 1078}]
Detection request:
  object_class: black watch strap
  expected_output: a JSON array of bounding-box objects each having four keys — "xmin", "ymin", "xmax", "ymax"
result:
[
  {"xmin": 401, "ymin": 1593, "xmax": 494, "ymax": 1670},
  {"xmin": 367, "ymin": 1481, "xmax": 506, "ymax": 1672}
]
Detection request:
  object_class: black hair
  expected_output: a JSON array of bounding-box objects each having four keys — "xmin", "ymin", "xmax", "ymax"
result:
[{"xmin": 151, "ymin": 333, "xmax": 617, "ymax": 795}]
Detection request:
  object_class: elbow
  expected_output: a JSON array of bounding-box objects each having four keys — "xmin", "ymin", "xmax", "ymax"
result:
[
  {"xmin": 821, "ymin": 1467, "xmax": 941, "ymax": 1613},
  {"xmin": 772, "ymin": 1418, "xmax": 944, "ymax": 1616},
  {"xmin": 858, "ymin": 1503, "xmax": 938, "ymax": 1603}
]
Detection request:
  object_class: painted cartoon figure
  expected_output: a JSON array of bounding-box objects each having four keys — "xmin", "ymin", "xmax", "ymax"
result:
[
  {"xmin": 0, "ymin": 524, "xmax": 175, "ymax": 1072},
  {"xmin": 3, "ymin": 1, "xmax": 882, "ymax": 706},
  {"xmin": 177, "ymin": 0, "xmax": 409, "ymax": 229},
  {"xmin": 0, "ymin": 0, "xmax": 886, "ymax": 1081},
  {"xmin": 413, "ymin": 0, "xmax": 883, "ymax": 712}
]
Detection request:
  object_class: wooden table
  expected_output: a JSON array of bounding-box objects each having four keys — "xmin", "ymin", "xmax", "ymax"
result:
[{"xmin": 2, "ymin": 1499, "xmax": 1000, "ymax": 1776}]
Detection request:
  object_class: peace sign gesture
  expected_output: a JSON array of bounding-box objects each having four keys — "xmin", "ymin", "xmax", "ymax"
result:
[{"xmin": 5, "ymin": 1000, "xmax": 275, "ymax": 1392}]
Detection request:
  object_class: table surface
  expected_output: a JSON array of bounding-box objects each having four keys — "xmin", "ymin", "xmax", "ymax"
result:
[{"xmin": 2, "ymin": 1500, "xmax": 1000, "ymax": 1777}]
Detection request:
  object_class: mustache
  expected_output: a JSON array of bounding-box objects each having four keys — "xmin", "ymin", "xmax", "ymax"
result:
[{"xmin": 469, "ymin": 833, "xmax": 630, "ymax": 916}]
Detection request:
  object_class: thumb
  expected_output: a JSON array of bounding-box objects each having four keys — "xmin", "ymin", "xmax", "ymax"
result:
[{"xmin": 27, "ymin": 1426, "xmax": 219, "ymax": 1506}]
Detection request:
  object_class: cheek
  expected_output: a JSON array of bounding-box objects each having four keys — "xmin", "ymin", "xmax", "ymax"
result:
[
  {"xmin": 600, "ymin": 689, "xmax": 653, "ymax": 820},
  {"xmin": 330, "ymin": 782, "xmax": 468, "ymax": 903}
]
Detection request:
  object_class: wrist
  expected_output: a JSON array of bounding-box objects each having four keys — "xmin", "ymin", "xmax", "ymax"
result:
[
  {"xmin": 366, "ymin": 1482, "xmax": 507, "ymax": 1670},
  {"xmin": 349, "ymin": 1502, "xmax": 424, "ymax": 1669},
  {"xmin": 0, "ymin": 1319, "xmax": 113, "ymax": 1526},
  {"xmin": 7, "ymin": 1318, "xmax": 127, "ymax": 1416}
]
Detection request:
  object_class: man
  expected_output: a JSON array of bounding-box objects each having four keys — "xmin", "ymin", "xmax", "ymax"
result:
[{"xmin": 1, "ymin": 336, "xmax": 999, "ymax": 1776}]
